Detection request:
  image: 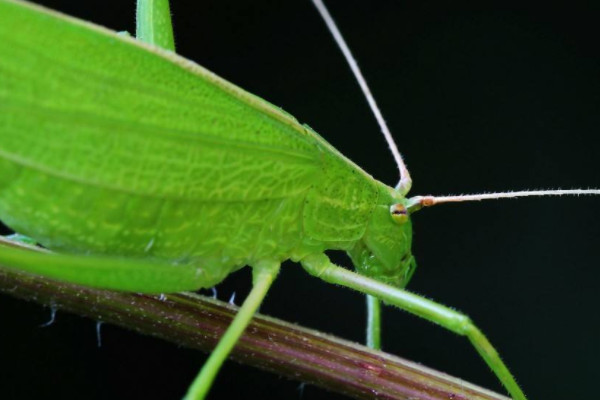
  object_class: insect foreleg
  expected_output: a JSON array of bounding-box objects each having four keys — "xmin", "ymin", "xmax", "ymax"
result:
[
  {"xmin": 184, "ymin": 260, "xmax": 280, "ymax": 400},
  {"xmin": 301, "ymin": 253, "xmax": 527, "ymax": 400}
]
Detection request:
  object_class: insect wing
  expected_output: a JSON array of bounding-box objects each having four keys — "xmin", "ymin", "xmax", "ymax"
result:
[{"xmin": 0, "ymin": 0, "xmax": 321, "ymax": 203}]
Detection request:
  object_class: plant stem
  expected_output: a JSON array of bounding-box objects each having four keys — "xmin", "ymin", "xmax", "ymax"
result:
[{"xmin": 0, "ymin": 238, "xmax": 509, "ymax": 400}]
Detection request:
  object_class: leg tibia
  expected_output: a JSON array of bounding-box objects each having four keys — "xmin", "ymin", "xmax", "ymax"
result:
[
  {"xmin": 302, "ymin": 253, "xmax": 470, "ymax": 334},
  {"xmin": 183, "ymin": 261, "xmax": 280, "ymax": 400},
  {"xmin": 366, "ymin": 295, "xmax": 381, "ymax": 349}
]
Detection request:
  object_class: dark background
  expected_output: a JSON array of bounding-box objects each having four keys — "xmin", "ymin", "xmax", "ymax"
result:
[{"xmin": 1, "ymin": 1, "xmax": 600, "ymax": 399}]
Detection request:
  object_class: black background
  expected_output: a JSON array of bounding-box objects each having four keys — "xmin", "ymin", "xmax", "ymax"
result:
[{"xmin": 1, "ymin": 1, "xmax": 600, "ymax": 399}]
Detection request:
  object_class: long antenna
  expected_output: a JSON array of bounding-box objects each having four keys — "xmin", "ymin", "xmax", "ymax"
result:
[
  {"xmin": 408, "ymin": 189, "xmax": 600, "ymax": 212},
  {"xmin": 311, "ymin": 0, "xmax": 412, "ymax": 195},
  {"xmin": 312, "ymin": 1, "xmax": 600, "ymax": 211}
]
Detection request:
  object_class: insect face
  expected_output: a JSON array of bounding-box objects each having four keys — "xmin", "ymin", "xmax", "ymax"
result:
[{"xmin": 348, "ymin": 201, "xmax": 415, "ymax": 288}]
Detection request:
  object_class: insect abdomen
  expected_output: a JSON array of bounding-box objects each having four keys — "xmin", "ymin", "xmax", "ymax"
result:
[{"xmin": 0, "ymin": 158, "xmax": 312, "ymax": 286}]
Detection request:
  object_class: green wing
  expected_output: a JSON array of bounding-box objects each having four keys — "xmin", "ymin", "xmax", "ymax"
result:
[{"xmin": 0, "ymin": 0, "xmax": 321, "ymax": 202}]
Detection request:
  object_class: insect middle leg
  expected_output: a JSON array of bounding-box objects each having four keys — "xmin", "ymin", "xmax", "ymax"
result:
[{"xmin": 183, "ymin": 260, "xmax": 280, "ymax": 400}]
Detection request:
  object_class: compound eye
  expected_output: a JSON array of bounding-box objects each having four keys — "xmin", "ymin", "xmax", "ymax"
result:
[{"xmin": 390, "ymin": 204, "xmax": 408, "ymax": 224}]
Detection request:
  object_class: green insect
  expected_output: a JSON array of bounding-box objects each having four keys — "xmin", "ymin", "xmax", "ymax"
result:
[{"xmin": 1, "ymin": 0, "xmax": 598, "ymax": 399}]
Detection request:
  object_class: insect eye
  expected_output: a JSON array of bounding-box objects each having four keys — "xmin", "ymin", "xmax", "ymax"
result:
[{"xmin": 390, "ymin": 204, "xmax": 408, "ymax": 224}]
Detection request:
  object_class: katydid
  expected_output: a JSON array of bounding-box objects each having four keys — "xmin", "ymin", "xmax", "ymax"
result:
[{"xmin": 1, "ymin": 1, "xmax": 599, "ymax": 399}]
